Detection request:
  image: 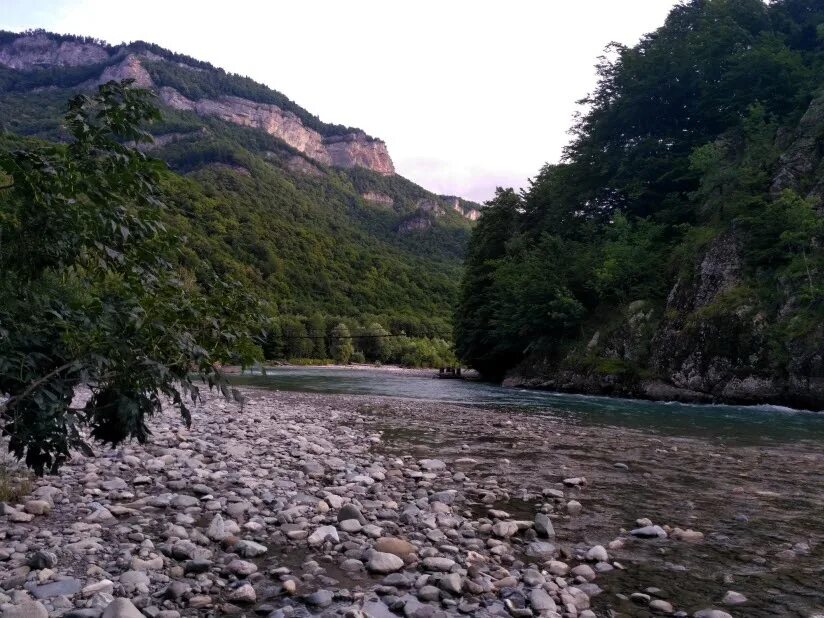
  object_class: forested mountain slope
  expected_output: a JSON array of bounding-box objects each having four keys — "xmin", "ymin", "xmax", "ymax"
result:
[
  {"xmin": 0, "ymin": 30, "xmax": 480, "ymax": 340},
  {"xmin": 456, "ymin": 0, "xmax": 824, "ymax": 408}
]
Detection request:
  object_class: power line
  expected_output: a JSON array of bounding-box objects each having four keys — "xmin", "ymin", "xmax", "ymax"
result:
[{"xmin": 276, "ymin": 333, "xmax": 453, "ymax": 340}]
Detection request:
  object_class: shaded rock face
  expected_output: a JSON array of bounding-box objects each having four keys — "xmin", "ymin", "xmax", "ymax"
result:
[
  {"xmin": 159, "ymin": 87, "xmax": 395, "ymax": 175},
  {"xmin": 397, "ymin": 197, "xmax": 480, "ymax": 233},
  {"xmin": 649, "ymin": 232, "xmax": 775, "ymax": 400},
  {"xmin": 441, "ymin": 195, "xmax": 481, "ymax": 221},
  {"xmin": 285, "ymin": 155, "xmax": 325, "ymax": 177},
  {"xmin": 771, "ymin": 94, "xmax": 824, "ymax": 210},
  {"xmin": 507, "ymin": 232, "xmax": 823, "ymax": 409},
  {"xmin": 0, "ymin": 34, "xmax": 109, "ymax": 69}
]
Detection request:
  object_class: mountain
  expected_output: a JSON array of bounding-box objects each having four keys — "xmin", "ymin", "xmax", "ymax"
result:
[
  {"xmin": 455, "ymin": 0, "xmax": 824, "ymax": 409},
  {"xmin": 0, "ymin": 30, "xmax": 481, "ymax": 341}
]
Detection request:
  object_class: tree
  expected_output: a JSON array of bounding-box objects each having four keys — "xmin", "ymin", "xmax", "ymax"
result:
[
  {"xmin": 454, "ymin": 188, "xmax": 520, "ymax": 377},
  {"xmin": 261, "ymin": 317, "xmax": 284, "ymax": 360},
  {"xmin": 360, "ymin": 322, "xmax": 389, "ymax": 361},
  {"xmin": 0, "ymin": 80, "xmax": 260, "ymax": 474},
  {"xmin": 281, "ymin": 317, "xmax": 313, "ymax": 358},
  {"xmin": 329, "ymin": 323, "xmax": 353, "ymax": 364},
  {"xmin": 308, "ymin": 312, "xmax": 327, "ymax": 358}
]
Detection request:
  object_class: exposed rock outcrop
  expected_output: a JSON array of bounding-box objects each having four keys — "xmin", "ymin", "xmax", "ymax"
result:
[
  {"xmin": 97, "ymin": 54, "xmax": 153, "ymax": 88},
  {"xmin": 159, "ymin": 87, "xmax": 332, "ymax": 164},
  {"xmin": 397, "ymin": 216, "xmax": 434, "ymax": 233},
  {"xmin": 324, "ymin": 133, "xmax": 395, "ymax": 175},
  {"xmin": 361, "ymin": 192, "xmax": 394, "ymax": 207},
  {"xmin": 0, "ymin": 33, "xmax": 109, "ymax": 69},
  {"xmin": 505, "ymin": 232, "xmax": 823, "ymax": 409},
  {"xmin": 397, "ymin": 196, "xmax": 481, "ymax": 233},
  {"xmin": 158, "ymin": 87, "xmax": 395, "ymax": 175},
  {"xmin": 441, "ymin": 195, "xmax": 481, "ymax": 221},
  {"xmin": 771, "ymin": 94, "xmax": 824, "ymax": 209},
  {"xmin": 0, "ymin": 33, "xmax": 397, "ymax": 177},
  {"xmin": 128, "ymin": 129, "xmax": 205, "ymax": 152},
  {"xmin": 285, "ymin": 155, "xmax": 325, "ymax": 177}
]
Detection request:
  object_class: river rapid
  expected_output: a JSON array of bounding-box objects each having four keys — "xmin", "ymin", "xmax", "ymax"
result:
[{"xmin": 233, "ymin": 366, "xmax": 824, "ymax": 617}]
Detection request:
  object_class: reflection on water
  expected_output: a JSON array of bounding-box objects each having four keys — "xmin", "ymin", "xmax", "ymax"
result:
[{"xmin": 230, "ymin": 367, "xmax": 824, "ymax": 444}]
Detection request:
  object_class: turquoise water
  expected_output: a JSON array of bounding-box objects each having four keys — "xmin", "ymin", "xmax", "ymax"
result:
[{"xmin": 231, "ymin": 366, "xmax": 824, "ymax": 444}]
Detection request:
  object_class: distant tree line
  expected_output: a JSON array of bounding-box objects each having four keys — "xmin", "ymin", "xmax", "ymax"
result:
[{"xmin": 262, "ymin": 313, "xmax": 456, "ymax": 367}]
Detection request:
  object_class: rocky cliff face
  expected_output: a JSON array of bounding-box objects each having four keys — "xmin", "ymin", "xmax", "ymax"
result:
[
  {"xmin": 324, "ymin": 133, "xmax": 395, "ymax": 175},
  {"xmin": 0, "ymin": 33, "xmax": 396, "ymax": 176},
  {"xmin": 506, "ymin": 230, "xmax": 823, "ymax": 409},
  {"xmin": 0, "ymin": 33, "xmax": 109, "ymax": 69},
  {"xmin": 361, "ymin": 192, "xmax": 394, "ymax": 207},
  {"xmin": 159, "ymin": 87, "xmax": 333, "ymax": 164},
  {"xmin": 158, "ymin": 87, "xmax": 395, "ymax": 175},
  {"xmin": 396, "ymin": 197, "xmax": 480, "ymax": 233},
  {"xmin": 441, "ymin": 196, "xmax": 481, "ymax": 221},
  {"xmin": 771, "ymin": 94, "xmax": 824, "ymax": 209},
  {"xmin": 97, "ymin": 54, "xmax": 153, "ymax": 88}
]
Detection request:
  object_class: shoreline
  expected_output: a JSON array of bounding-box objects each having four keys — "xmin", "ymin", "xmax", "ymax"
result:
[
  {"xmin": 503, "ymin": 372, "xmax": 824, "ymax": 412},
  {"xmin": 226, "ymin": 363, "xmax": 821, "ymax": 412},
  {"xmin": 224, "ymin": 363, "xmax": 481, "ymax": 380},
  {"xmin": 0, "ymin": 388, "xmax": 820, "ymax": 617}
]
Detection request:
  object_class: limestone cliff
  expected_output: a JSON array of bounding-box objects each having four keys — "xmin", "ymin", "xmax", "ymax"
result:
[
  {"xmin": 158, "ymin": 87, "xmax": 394, "ymax": 175},
  {"xmin": 0, "ymin": 33, "xmax": 396, "ymax": 176},
  {"xmin": 97, "ymin": 54, "xmax": 153, "ymax": 88},
  {"xmin": 158, "ymin": 87, "xmax": 333, "ymax": 164},
  {"xmin": 0, "ymin": 33, "xmax": 109, "ymax": 69},
  {"xmin": 361, "ymin": 192, "xmax": 394, "ymax": 207},
  {"xmin": 324, "ymin": 133, "xmax": 395, "ymax": 175},
  {"xmin": 440, "ymin": 196, "xmax": 481, "ymax": 221},
  {"xmin": 397, "ymin": 196, "xmax": 481, "ymax": 232}
]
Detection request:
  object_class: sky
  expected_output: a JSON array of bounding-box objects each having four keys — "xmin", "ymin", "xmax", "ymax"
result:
[{"xmin": 2, "ymin": 0, "xmax": 681, "ymax": 203}]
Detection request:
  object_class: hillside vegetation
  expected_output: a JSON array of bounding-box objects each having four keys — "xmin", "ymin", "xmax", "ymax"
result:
[
  {"xmin": 0, "ymin": 30, "xmax": 479, "ymax": 364},
  {"xmin": 456, "ymin": 0, "xmax": 824, "ymax": 408}
]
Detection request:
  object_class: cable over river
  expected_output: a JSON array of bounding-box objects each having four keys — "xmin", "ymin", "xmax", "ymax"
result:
[{"xmin": 232, "ymin": 365, "xmax": 824, "ymax": 445}]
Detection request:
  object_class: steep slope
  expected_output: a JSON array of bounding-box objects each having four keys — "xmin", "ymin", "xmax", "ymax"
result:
[
  {"xmin": 456, "ymin": 0, "xmax": 823, "ymax": 408},
  {"xmin": 0, "ymin": 30, "xmax": 479, "ymax": 335}
]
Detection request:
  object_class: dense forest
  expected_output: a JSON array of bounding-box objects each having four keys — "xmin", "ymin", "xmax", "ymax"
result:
[
  {"xmin": 0, "ymin": 30, "xmax": 476, "ymax": 367},
  {"xmin": 456, "ymin": 0, "xmax": 824, "ymax": 407}
]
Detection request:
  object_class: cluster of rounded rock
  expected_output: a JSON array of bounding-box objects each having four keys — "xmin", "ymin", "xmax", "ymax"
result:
[{"xmin": 0, "ymin": 393, "xmax": 743, "ymax": 617}]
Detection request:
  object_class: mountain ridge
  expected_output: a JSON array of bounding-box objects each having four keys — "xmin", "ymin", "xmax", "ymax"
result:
[{"xmin": 0, "ymin": 29, "xmax": 480, "ymax": 340}]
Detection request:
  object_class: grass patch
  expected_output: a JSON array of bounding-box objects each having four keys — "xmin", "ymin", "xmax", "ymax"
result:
[{"xmin": 0, "ymin": 462, "xmax": 33, "ymax": 503}]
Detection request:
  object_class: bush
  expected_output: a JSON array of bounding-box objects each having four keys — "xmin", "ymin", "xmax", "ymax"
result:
[{"xmin": 350, "ymin": 351, "xmax": 366, "ymax": 364}]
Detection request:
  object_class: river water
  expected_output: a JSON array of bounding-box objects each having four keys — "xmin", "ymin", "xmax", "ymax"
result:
[{"xmin": 232, "ymin": 366, "xmax": 824, "ymax": 445}]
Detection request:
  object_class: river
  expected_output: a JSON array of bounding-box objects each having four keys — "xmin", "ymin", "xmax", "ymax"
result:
[{"xmin": 231, "ymin": 366, "xmax": 824, "ymax": 445}]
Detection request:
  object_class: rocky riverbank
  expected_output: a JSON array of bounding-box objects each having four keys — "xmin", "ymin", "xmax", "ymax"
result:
[{"xmin": 1, "ymin": 388, "xmax": 822, "ymax": 617}]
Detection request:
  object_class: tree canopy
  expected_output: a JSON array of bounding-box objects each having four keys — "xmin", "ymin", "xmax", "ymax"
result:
[
  {"xmin": 0, "ymin": 81, "xmax": 260, "ymax": 474},
  {"xmin": 456, "ymin": 0, "xmax": 824, "ymax": 388}
]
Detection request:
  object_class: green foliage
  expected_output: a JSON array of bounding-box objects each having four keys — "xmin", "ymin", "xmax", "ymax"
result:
[
  {"xmin": 350, "ymin": 350, "xmax": 366, "ymax": 364},
  {"xmin": 308, "ymin": 312, "xmax": 327, "ymax": 359},
  {"xmin": 456, "ymin": 0, "xmax": 824, "ymax": 381},
  {"xmin": 0, "ymin": 462, "xmax": 33, "ymax": 502},
  {"xmin": 0, "ymin": 33, "xmax": 471, "ymax": 335},
  {"xmin": 329, "ymin": 323, "xmax": 354, "ymax": 364},
  {"xmin": 0, "ymin": 81, "xmax": 260, "ymax": 474},
  {"xmin": 359, "ymin": 322, "xmax": 390, "ymax": 361}
]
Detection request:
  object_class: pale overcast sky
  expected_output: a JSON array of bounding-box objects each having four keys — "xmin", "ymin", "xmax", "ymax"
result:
[{"xmin": 2, "ymin": 1, "xmax": 680, "ymax": 202}]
